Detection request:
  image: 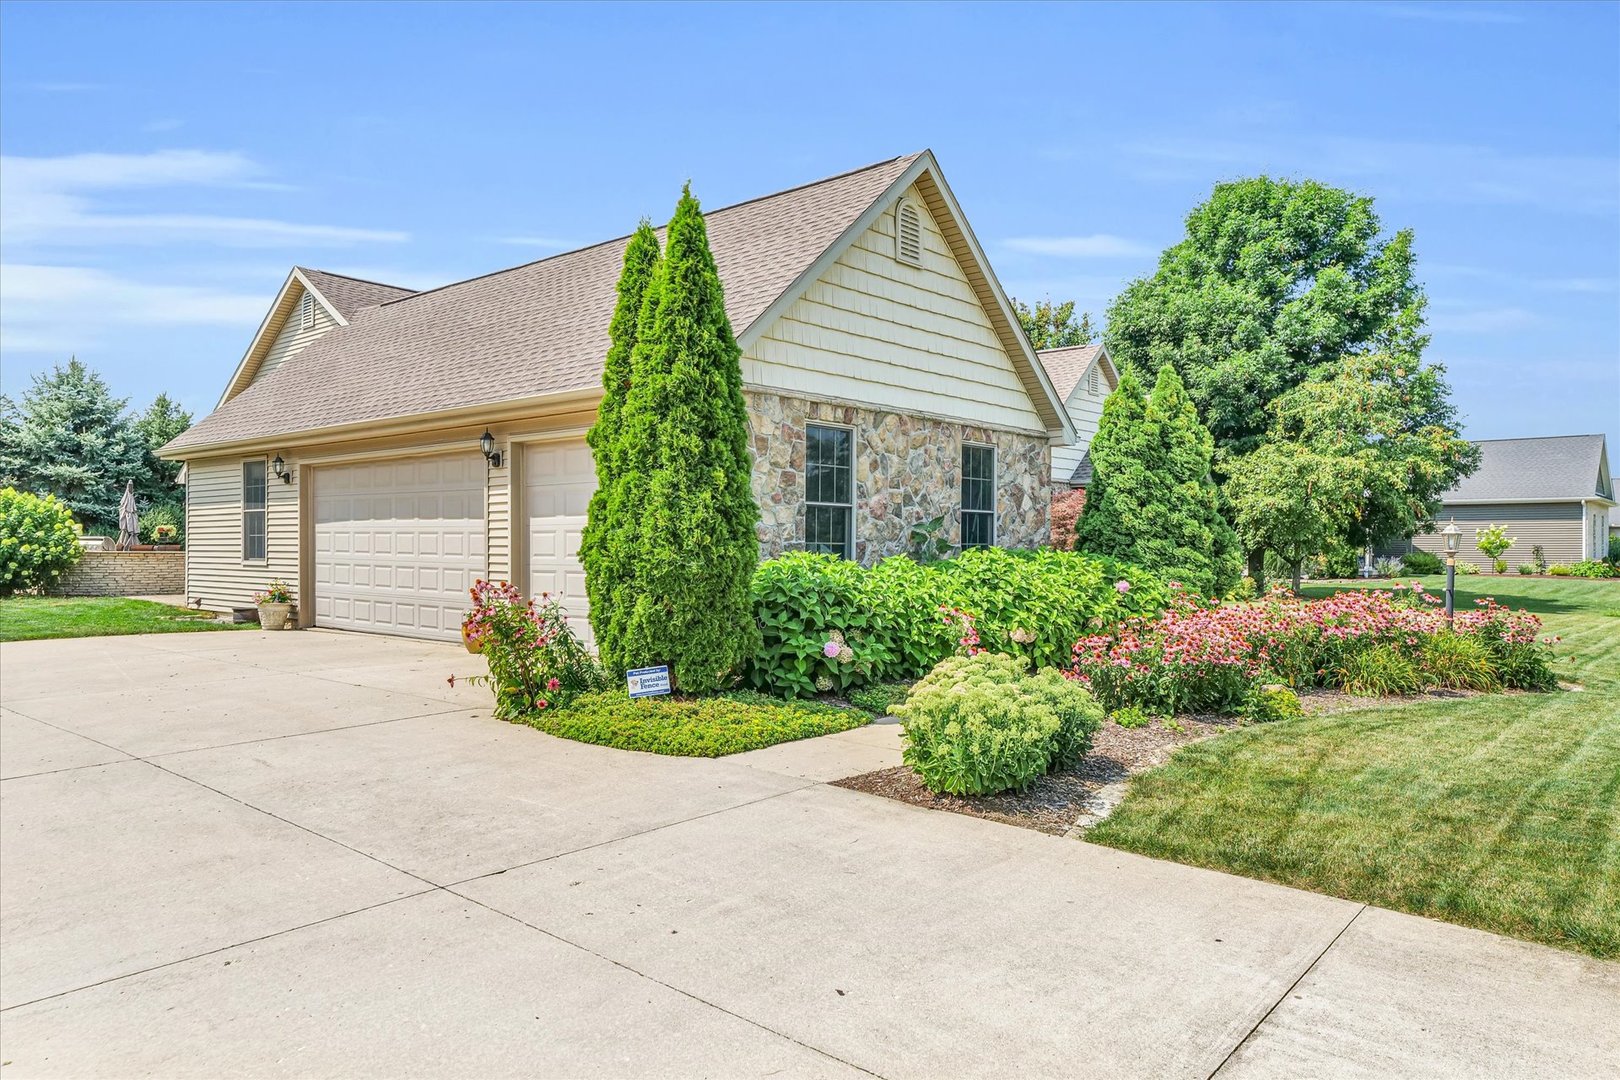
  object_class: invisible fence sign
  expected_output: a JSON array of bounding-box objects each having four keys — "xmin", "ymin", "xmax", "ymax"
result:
[{"xmin": 627, "ymin": 665, "xmax": 671, "ymax": 699}]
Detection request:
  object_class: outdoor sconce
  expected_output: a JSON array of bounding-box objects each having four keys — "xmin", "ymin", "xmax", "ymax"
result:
[
  {"xmin": 479, "ymin": 430, "xmax": 502, "ymax": 468},
  {"xmin": 271, "ymin": 454, "xmax": 292, "ymax": 484}
]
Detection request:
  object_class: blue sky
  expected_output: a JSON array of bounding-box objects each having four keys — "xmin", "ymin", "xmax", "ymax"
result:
[{"xmin": 2, "ymin": 1, "xmax": 1616, "ymax": 444}]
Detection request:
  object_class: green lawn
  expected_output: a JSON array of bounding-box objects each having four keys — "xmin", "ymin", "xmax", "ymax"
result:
[
  {"xmin": 1087, "ymin": 575, "xmax": 1620, "ymax": 959},
  {"xmin": 0, "ymin": 596, "xmax": 251, "ymax": 641}
]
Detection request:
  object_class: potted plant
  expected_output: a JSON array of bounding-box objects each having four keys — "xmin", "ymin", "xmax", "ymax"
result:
[
  {"xmin": 152, "ymin": 524, "xmax": 179, "ymax": 547},
  {"xmin": 254, "ymin": 580, "xmax": 295, "ymax": 631}
]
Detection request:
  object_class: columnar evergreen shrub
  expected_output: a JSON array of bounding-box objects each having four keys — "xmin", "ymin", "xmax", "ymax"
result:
[
  {"xmin": 1073, "ymin": 367, "xmax": 1237, "ymax": 597},
  {"xmin": 581, "ymin": 221, "xmax": 661, "ymax": 674},
  {"xmin": 615, "ymin": 186, "xmax": 761, "ymax": 691},
  {"xmin": 0, "ymin": 487, "xmax": 82, "ymax": 596}
]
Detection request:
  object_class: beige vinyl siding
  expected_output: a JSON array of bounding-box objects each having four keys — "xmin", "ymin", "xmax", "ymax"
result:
[
  {"xmin": 254, "ymin": 290, "xmax": 338, "ymax": 383},
  {"xmin": 1403, "ymin": 502, "xmax": 1586, "ymax": 568},
  {"xmin": 486, "ymin": 444, "xmax": 512, "ymax": 582},
  {"xmin": 743, "ymin": 184, "xmax": 1045, "ymax": 435},
  {"xmin": 185, "ymin": 456, "xmax": 300, "ymax": 611},
  {"xmin": 1052, "ymin": 374, "xmax": 1107, "ymax": 485}
]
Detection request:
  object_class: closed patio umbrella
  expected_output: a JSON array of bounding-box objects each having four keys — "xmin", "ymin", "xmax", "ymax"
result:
[{"xmin": 115, "ymin": 480, "xmax": 139, "ymax": 551}]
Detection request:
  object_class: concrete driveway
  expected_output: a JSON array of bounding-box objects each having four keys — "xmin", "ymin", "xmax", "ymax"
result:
[{"xmin": 1, "ymin": 630, "xmax": 1615, "ymax": 1079}]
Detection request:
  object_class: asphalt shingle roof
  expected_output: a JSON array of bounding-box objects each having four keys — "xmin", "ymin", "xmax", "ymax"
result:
[
  {"xmin": 167, "ymin": 153, "xmax": 921, "ymax": 453},
  {"xmin": 1035, "ymin": 344, "xmax": 1103, "ymax": 402},
  {"xmin": 298, "ymin": 268, "xmax": 416, "ymax": 319},
  {"xmin": 1445, "ymin": 435, "xmax": 1610, "ymax": 502}
]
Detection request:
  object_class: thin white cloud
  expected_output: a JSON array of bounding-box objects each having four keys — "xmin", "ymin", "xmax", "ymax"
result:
[
  {"xmin": 0, "ymin": 264, "xmax": 268, "ymax": 355},
  {"xmin": 0, "ymin": 149, "xmax": 407, "ymax": 249},
  {"xmin": 1428, "ymin": 306, "xmax": 1538, "ymax": 333},
  {"xmin": 1002, "ymin": 234, "xmax": 1153, "ymax": 258}
]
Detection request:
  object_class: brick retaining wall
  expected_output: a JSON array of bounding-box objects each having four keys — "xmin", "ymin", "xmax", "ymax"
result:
[{"xmin": 50, "ymin": 551, "xmax": 186, "ymax": 597}]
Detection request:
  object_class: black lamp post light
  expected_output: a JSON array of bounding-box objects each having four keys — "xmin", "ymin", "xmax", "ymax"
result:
[
  {"xmin": 480, "ymin": 430, "xmax": 502, "ymax": 468},
  {"xmin": 1442, "ymin": 518, "xmax": 1462, "ymax": 626}
]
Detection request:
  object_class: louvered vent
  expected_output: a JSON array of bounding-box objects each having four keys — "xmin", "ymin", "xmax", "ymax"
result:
[
  {"xmin": 1088, "ymin": 366, "xmax": 1099, "ymax": 394},
  {"xmin": 895, "ymin": 200, "xmax": 923, "ymax": 266},
  {"xmin": 300, "ymin": 293, "xmax": 316, "ymax": 330}
]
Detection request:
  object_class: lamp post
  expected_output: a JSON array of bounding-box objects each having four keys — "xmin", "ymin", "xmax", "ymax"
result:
[{"xmin": 1442, "ymin": 519, "xmax": 1462, "ymax": 626}]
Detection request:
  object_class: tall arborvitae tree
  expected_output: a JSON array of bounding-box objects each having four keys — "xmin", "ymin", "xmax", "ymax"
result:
[
  {"xmin": 1142, "ymin": 366, "xmax": 1242, "ymax": 597},
  {"xmin": 1072, "ymin": 368, "xmax": 1153, "ymax": 560},
  {"xmin": 614, "ymin": 185, "xmax": 760, "ymax": 690},
  {"xmin": 132, "ymin": 393, "xmax": 193, "ymax": 505},
  {"xmin": 0, "ymin": 358, "xmax": 147, "ymax": 532},
  {"xmin": 580, "ymin": 221, "xmax": 661, "ymax": 673}
]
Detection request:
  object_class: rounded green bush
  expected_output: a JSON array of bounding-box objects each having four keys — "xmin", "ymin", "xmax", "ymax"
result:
[
  {"xmin": 1242, "ymin": 684, "xmax": 1304, "ymax": 723},
  {"xmin": 0, "ymin": 488, "xmax": 82, "ymax": 597},
  {"xmin": 894, "ymin": 653, "xmax": 1103, "ymax": 796},
  {"xmin": 1399, "ymin": 550, "xmax": 1443, "ymax": 575}
]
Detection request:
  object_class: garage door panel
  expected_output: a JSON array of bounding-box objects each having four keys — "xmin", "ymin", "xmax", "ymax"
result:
[
  {"xmin": 525, "ymin": 440, "xmax": 597, "ymax": 648},
  {"xmin": 313, "ymin": 454, "xmax": 486, "ymax": 641}
]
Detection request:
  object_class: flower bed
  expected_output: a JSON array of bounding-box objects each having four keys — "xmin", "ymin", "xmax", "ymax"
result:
[
  {"xmin": 454, "ymin": 580, "xmax": 607, "ymax": 720},
  {"xmin": 748, "ymin": 548, "xmax": 1165, "ymax": 697},
  {"xmin": 1070, "ymin": 584, "xmax": 1559, "ymax": 716}
]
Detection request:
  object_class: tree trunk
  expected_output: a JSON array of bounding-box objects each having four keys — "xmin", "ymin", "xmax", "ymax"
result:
[
  {"xmin": 1291, "ymin": 559, "xmax": 1304, "ymax": 595},
  {"xmin": 1247, "ymin": 549, "xmax": 1265, "ymax": 593}
]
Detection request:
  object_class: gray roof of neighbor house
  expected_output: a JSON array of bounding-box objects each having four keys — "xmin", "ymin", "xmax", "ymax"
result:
[
  {"xmin": 165, "ymin": 154, "xmax": 928, "ymax": 454},
  {"xmin": 298, "ymin": 268, "xmax": 416, "ymax": 318},
  {"xmin": 1444, "ymin": 434, "xmax": 1612, "ymax": 503},
  {"xmin": 1035, "ymin": 344, "xmax": 1103, "ymax": 401},
  {"xmin": 1070, "ymin": 449, "xmax": 1094, "ymax": 487}
]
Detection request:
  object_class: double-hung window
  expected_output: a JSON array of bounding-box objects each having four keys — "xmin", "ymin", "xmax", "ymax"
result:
[
  {"xmin": 242, "ymin": 460, "xmax": 267, "ymax": 561},
  {"xmin": 805, "ymin": 423, "xmax": 853, "ymax": 559},
  {"xmin": 960, "ymin": 444, "xmax": 995, "ymax": 549}
]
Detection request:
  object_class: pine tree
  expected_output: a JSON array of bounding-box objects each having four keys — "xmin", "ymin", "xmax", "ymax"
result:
[
  {"xmin": 581, "ymin": 222, "xmax": 661, "ymax": 673},
  {"xmin": 0, "ymin": 358, "xmax": 148, "ymax": 532},
  {"xmin": 1073, "ymin": 368, "xmax": 1153, "ymax": 561},
  {"xmin": 132, "ymin": 393, "xmax": 193, "ymax": 505},
  {"xmin": 614, "ymin": 185, "xmax": 761, "ymax": 690}
]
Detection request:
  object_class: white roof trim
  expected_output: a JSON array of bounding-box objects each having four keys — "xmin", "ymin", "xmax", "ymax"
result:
[
  {"xmin": 214, "ymin": 267, "xmax": 350, "ymax": 408},
  {"xmin": 735, "ymin": 151, "xmax": 1075, "ymax": 443},
  {"xmin": 1444, "ymin": 496, "xmax": 1617, "ymax": 506}
]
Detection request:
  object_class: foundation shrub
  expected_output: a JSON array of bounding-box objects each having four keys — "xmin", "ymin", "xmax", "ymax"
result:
[{"xmin": 1400, "ymin": 549, "xmax": 1443, "ymax": 575}]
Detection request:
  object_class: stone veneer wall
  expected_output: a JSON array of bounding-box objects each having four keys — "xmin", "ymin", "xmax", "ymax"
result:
[
  {"xmin": 49, "ymin": 551, "xmax": 186, "ymax": 597},
  {"xmin": 746, "ymin": 390, "xmax": 1051, "ymax": 562}
]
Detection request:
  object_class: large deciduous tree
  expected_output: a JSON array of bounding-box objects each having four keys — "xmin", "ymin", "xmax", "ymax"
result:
[
  {"xmin": 0, "ymin": 359, "xmax": 148, "ymax": 533},
  {"xmin": 581, "ymin": 220, "xmax": 661, "ymax": 674},
  {"xmin": 613, "ymin": 185, "xmax": 760, "ymax": 691},
  {"xmin": 1104, "ymin": 177, "xmax": 1427, "ymax": 461},
  {"xmin": 1224, "ymin": 441, "xmax": 1364, "ymax": 594},
  {"xmin": 1012, "ymin": 297, "xmax": 1096, "ymax": 350}
]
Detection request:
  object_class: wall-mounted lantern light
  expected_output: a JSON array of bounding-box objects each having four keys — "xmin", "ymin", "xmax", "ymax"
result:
[
  {"xmin": 479, "ymin": 430, "xmax": 502, "ymax": 468},
  {"xmin": 271, "ymin": 454, "xmax": 292, "ymax": 484}
]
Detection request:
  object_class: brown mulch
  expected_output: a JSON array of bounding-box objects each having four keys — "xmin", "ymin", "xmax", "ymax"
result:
[{"xmin": 833, "ymin": 714, "xmax": 1235, "ymax": 835}]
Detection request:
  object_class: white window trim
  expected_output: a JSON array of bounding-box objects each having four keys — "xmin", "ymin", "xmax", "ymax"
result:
[
  {"xmin": 805, "ymin": 421, "xmax": 856, "ymax": 560},
  {"xmin": 242, "ymin": 458, "xmax": 268, "ymax": 564},
  {"xmin": 961, "ymin": 441, "xmax": 997, "ymax": 549},
  {"xmin": 894, "ymin": 199, "xmax": 924, "ymax": 267}
]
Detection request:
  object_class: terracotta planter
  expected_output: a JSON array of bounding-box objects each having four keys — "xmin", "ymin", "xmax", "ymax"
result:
[
  {"xmin": 257, "ymin": 602, "xmax": 292, "ymax": 631},
  {"xmin": 461, "ymin": 624, "xmax": 483, "ymax": 654}
]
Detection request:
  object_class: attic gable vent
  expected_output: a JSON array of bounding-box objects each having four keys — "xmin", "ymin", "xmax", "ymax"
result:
[
  {"xmin": 895, "ymin": 199, "xmax": 923, "ymax": 267},
  {"xmin": 1088, "ymin": 366, "xmax": 1099, "ymax": 394},
  {"xmin": 299, "ymin": 292, "xmax": 316, "ymax": 330}
]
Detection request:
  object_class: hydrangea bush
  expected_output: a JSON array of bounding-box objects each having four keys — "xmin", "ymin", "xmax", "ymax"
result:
[
  {"xmin": 0, "ymin": 487, "xmax": 82, "ymax": 596},
  {"xmin": 456, "ymin": 579, "xmax": 606, "ymax": 720},
  {"xmin": 1071, "ymin": 583, "xmax": 1559, "ymax": 714}
]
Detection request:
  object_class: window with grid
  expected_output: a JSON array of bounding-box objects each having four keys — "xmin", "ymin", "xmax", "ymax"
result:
[
  {"xmin": 242, "ymin": 460, "xmax": 267, "ymax": 561},
  {"xmin": 960, "ymin": 444, "xmax": 995, "ymax": 549},
  {"xmin": 805, "ymin": 423, "xmax": 853, "ymax": 559}
]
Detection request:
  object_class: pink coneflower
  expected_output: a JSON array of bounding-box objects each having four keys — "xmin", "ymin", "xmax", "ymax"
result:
[
  {"xmin": 546, "ymin": 677, "xmax": 561, "ymax": 691},
  {"xmin": 1115, "ymin": 580, "xmax": 1131, "ymax": 594}
]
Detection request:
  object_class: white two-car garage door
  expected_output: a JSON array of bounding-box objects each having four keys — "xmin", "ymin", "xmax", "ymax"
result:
[
  {"xmin": 525, "ymin": 440, "xmax": 596, "ymax": 646},
  {"xmin": 313, "ymin": 454, "xmax": 485, "ymax": 640}
]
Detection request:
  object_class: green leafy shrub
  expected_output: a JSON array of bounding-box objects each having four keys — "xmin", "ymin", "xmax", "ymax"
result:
[
  {"xmin": 1400, "ymin": 550, "xmax": 1443, "ymax": 575},
  {"xmin": 139, "ymin": 500, "xmax": 184, "ymax": 546},
  {"xmin": 1337, "ymin": 643, "xmax": 1425, "ymax": 696},
  {"xmin": 1421, "ymin": 631, "xmax": 1500, "ymax": 692},
  {"xmin": 846, "ymin": 682, "xmax": 911, "ymax": 718},
  {"xmin": 1242, "ymin": 684, "xmax": 1303, "ymax": 723},
  {"xmin": 746, "ymin": 548, "xmax": 1164, "ymax": 697},
  {"xmin": 457, "ymin": 580, "xmax": 607, "ymax": 720},
  {"xmin": 1458, "ymin": 561, "xmax": 1481, "ymax": 575},
  {"xmin": 1517, "ymin": 564, "xmax": 1535, "ymax": 575},
  {"xmin": 0, "ymin": 488, "xmax": 82, "ymax": 596},
  {"xmin": 524, "ymin": 689, "xmax": 866, "ymax": 757},
  {"xmin": 1567, "ymin": 560, "xmax": 1617, "ymax": 579},
  {"xmin": 1548, "ymin": 564, "xmax": 1571, "ymax": 577},
  {"xmin": 894, "ymin": 653, "xmax": 1102, "ymax": 795},
  {"xmin": 1110, "ymin": 705, "xmax": 1155, "ymax": 729}
]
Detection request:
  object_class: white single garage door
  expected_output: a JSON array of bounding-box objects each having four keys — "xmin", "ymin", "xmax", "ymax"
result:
[
  {"xmin": 313, "ymin": 454, "xmax": 486, "ymax": 640},
  {"xmin": 526, "ymin": 440, "xmax": 596, "ymax": 646}
]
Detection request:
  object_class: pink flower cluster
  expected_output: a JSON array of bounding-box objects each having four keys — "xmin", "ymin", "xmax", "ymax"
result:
[{"xmin": 938, "ymin": 605, "xmax": 982, "ymax": 656}]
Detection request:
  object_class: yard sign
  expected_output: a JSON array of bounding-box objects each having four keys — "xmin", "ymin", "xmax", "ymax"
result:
[{"xmin": 626, "ymin": 665, "xmax": 672, "ymax": 699}]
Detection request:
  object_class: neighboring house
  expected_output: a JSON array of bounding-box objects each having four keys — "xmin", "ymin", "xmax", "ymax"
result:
[
  {"xmin": 1393, "ymin": 434, "xmax": 1614, "ymax": 568},
  {"xmin": 1036, "ymin": 344, "xmax": 1119, "ymax": 489},
  {"xmin": 162, "ymin": 151, "xmax": 1074, "ymax": 641}
]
